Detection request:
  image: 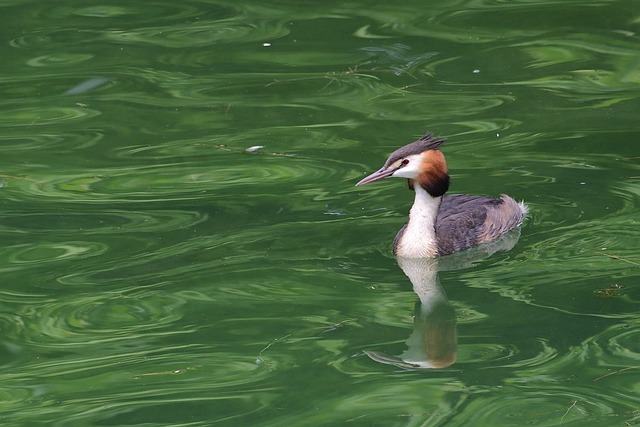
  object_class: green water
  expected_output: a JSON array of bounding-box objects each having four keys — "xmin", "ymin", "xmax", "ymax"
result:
[{"xmin": 1, "ymin": 0, "xmax": 640, "ymax": 425}]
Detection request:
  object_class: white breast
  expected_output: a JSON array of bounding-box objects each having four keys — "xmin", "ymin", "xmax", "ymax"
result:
[{"xmin": 395, "ymin": 186, "xmax": 441, "ymax": 258}]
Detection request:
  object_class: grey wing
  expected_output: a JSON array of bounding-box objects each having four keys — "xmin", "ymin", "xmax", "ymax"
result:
[{"xmin": 436, "ymin": 194, "xmax": 499, "ymax": 254}]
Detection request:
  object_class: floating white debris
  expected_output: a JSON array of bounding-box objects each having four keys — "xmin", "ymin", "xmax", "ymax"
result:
[
  {"xmin": 472, "ymin": 69, "xmax": 481, "ymax": 74},
  {"xmin": 262, "ymin": 42, "xmax": 271, "ymax": 47},
  {"xmin": 245, "ymin": 145, "xmax": 265, "ymax": 153},
  {"xmin": 64, "ymin": 76, "xmax": 112, "ymax": 95}
]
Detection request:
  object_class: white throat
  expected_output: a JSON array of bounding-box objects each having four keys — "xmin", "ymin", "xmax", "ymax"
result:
[{"xmin": 395, "ymin": 185, "xmax": 441, "ymax": 258}]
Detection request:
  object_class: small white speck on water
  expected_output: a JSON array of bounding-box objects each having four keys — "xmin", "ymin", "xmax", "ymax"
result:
[
  {"xmin": 262, "ymin": 42, "xmax": 271, "ymax": 47},
  {"xmin": 496, "ymin": 133, "xmax": 500, "ymax": 137},
  {"xmin": 473, "ymin": 69, "xmax": 480, "ymax": 74},
  {"xmin": 245, "ymin": 145, "xmax": 264, "ymax": 153}
]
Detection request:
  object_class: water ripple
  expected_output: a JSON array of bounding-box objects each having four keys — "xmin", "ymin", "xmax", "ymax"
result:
[
  {"xmin": 0, "ymin": 210, "xmax": 208, "ymax": 234},
  {"xmin": 103, "ymin": 17, "xmax": 289, "ymax": 48},
  {"xmin": 5, "ymin": 155, "xmax": 352, "ymax": 203},
  {"xmin": 1, "ymin": 106, "xmax": 100, "ymax": 127},
  {"xmin": 451, "ymin": 386, "xmax": 630, "ymax": 426},
  {"xmin": 26, "ymin": 53, "xmax": 94, "ymax": 67},
  {"xmin": 583, "ymin": 321, "xmax": 640, "ymax": 368},
  {"xmin": 5, "ymin": 241, "xmax": 108, "ymax": 264},
  {"xmin": 2, "ymin": 291, "xmax": 188, "ymax": 347},
  {"xmin": 0, "ymin": 132, "xmax": 104, "ymax": 153}
]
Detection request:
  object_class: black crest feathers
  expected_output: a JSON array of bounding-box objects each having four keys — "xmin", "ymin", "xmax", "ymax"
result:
[{"xmin": 384, "ymin": 132, "xmax": 446, "ymax": 168}]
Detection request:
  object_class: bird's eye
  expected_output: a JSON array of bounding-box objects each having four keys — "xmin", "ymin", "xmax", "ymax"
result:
[{"xmin": 401, "ymin": 159, "xmax": 409, "ymax": 166}]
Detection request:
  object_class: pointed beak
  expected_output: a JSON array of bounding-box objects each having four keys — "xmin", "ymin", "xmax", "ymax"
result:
[{"xmin": 355, "ymin": 167, "xmax": 395, "ymax": 186}]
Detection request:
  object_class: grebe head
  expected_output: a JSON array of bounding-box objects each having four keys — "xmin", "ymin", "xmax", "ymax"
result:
[{"xmin": 356, "ymin": 133, "xmax": 450, "ymax": 197}]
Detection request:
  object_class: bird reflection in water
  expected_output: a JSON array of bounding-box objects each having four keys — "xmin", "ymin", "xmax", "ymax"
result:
[{"xmin": 365, "ymin": 230, "xmax": 522, "ymax": 369}]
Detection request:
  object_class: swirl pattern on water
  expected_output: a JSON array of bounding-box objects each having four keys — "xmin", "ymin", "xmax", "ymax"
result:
[
  {"xmin": 5, "ymin": 159, "xmax": 353, "ymax": 203},
  {"xmin": 106, "ymin": 20, "xmax": 290, "ymax": 48},
  {"xmin": 2, "ymin": 292, "xmax": 188, "ymax": 345},
  {"xmin": 1, "ymin": 106, "xmax": 101, "ymax": 127},
  {"xmin": 0, "ymin": 210, "xmax": 207, "ymax": 235},
  {"xmin": 5, "ymin": 241, "xmax": 108, "ymax": 265}
]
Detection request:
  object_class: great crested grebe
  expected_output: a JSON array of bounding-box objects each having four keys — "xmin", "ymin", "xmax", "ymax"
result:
[{"xmin": 356, "ymin": 133, "xmax": 527, "ymax": 258}]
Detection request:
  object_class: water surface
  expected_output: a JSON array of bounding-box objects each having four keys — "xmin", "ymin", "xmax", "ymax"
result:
[{"xmin": 1, "ymin": 0, "xmax": 640, "ymax": 425}]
